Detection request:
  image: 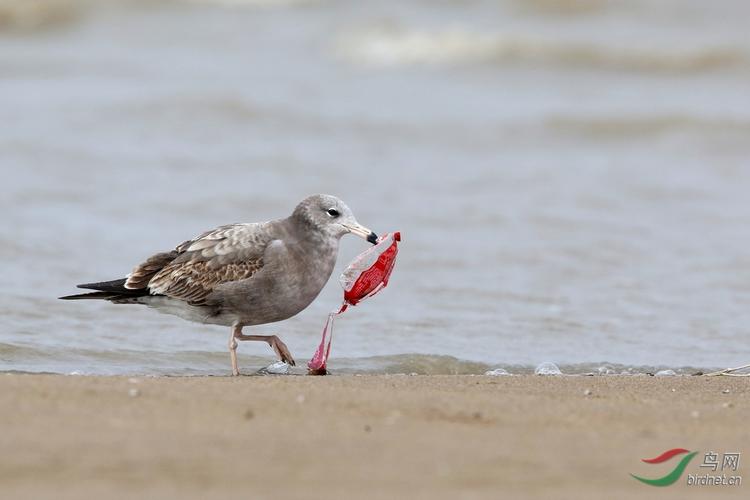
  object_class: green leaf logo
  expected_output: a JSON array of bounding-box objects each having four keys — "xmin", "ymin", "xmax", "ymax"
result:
[{"xmin": 630, "ymin": 449, "xmax": 698, "ymax": 487}]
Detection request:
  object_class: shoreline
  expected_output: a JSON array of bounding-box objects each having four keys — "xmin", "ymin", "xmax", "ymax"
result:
[{"xmin": 1, "ymin": 374, "xmax": 746, "ymax": 499}]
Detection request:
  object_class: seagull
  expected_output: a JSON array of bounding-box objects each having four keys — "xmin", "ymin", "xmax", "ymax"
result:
[{"xmin": 60, "ymin": 194, "xmax": 378, "ymax": 375}]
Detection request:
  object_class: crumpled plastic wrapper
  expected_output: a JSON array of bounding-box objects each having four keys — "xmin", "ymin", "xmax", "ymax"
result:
[{"xmin": 308, "ymin": 232, "xmax": 401, "ymax": 375}]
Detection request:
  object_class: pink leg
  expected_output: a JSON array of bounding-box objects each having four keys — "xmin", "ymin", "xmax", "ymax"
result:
[
  {"xmin": 229, "ymin": 325, "xmax": 295, "ymax": 375},
  {"xmin": 228, "ymin": 325, "xmax": 241, "ymax": 376}
]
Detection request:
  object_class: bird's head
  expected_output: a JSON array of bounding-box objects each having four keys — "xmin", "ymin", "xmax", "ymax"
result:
[{"xmin": 293, "ymin": 194, "xmax": 378, "ymax": 244}]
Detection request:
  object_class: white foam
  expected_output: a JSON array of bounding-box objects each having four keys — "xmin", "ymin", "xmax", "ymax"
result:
[
  {"xmin": 335, "ymin": 27, "xmax": 741, "ymax": 72},
  {"xmin": 259, "ymin": 361, "xmax": 290, "ymax": 375},
  {"xmin": 535, "ymin": 362, "xmax": 562, "ymax": 376},
  {"xmin": 484, "ymin": 368, "xmax": 511, "ymax": 376}
]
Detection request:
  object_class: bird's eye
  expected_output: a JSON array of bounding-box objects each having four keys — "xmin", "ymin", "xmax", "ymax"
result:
[{"xmin": 326, "ymin": 208, "xmax": 340, "ymax": 217}]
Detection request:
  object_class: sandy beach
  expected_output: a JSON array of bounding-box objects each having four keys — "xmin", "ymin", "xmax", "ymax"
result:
[
  {"xmin": 2, "ymin": 2, "xmax": 749, "ymax": 499},
  {"xmin": 0, "ymin": 374, "xmax": 746, "ymax": 499}
]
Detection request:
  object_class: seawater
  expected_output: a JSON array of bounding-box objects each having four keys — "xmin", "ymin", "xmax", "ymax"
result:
[{"xmin": 1, "ymin": 0, "xmax": 749, "ymax": 375}]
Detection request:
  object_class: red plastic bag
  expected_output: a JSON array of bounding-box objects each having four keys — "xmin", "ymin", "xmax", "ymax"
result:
[{"xmin": 308, "ymin": 232, "xmax": 401, "ymax": 375}]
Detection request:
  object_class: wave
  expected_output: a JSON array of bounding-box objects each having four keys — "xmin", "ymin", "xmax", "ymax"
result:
[
  {"xmin": 347, "ymin": 357, "xmax": 710, "ymax": 376},
  {"xmin": 0, "ymin": 0, "xmax": 88, "ymax": 32},
  {"xmin": 184, "ymin": 0, "xmax": 323, "ymax": 6},
  {"xmin": 0, "ymin": 345, "xmax": 715, "ymax": 376},
  {"xmin": 516, "ymin": 0, "xmax": 611, "ymax": 15},
  {"xmin": 546, "ymin": 115, "xmax": 750, "ymax": 138},
  {"xmin": 0, "ymin": 0, "xmax": 322, "ymax": 32},
  {"xmin": 336, "ymin": 27, "xmax": 746, "ymax": 73}
]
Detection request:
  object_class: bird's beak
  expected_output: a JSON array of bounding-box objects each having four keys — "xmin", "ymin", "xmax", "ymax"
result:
[{"xmin": 343, "ymin": 222, "xmax": 378, "ymax": 245}]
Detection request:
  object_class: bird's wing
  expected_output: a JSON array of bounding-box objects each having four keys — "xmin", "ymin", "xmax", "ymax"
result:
[
  {"xmin": 129, "ymin": 223, "xmax": 274, "ymax": 305},
  {"xmin": 124, "ymin": 250, "xmax": 182, "ymax": 290}
]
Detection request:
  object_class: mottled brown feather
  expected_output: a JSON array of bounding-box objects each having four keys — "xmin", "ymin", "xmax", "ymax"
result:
[
  {"xmin": 148, "ymin": 259, "xmax": 263, "ymax": 305},
  {"xmin": 124, "ymin": 250, "xmax": 181, "ymax": 290},
  {"xmin": 123, "ymin": 223, "xmax": 271, "ymax": 305}
]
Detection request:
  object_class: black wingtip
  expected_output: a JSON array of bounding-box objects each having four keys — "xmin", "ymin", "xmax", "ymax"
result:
[
  {"xmin": 59, "ymin": 291, "xmax": 114, "ymax": 300},
  {"xmin": 76, "ymin": 278, "xmax": 129, "ymax": 292},
  {"xmin": 62, "ymin": 278, "xmax": 149, "ymax": 301}
]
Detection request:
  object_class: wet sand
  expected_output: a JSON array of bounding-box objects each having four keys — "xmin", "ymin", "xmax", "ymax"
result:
[{"xmin": 0, "ymin": 374, "xmax": 746, "ymax": 499}]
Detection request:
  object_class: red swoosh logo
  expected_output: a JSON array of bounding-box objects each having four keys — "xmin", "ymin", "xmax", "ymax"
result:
[{"xmin": 642, "ymin": 448, "xmax": 690, "ymax": 464}]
